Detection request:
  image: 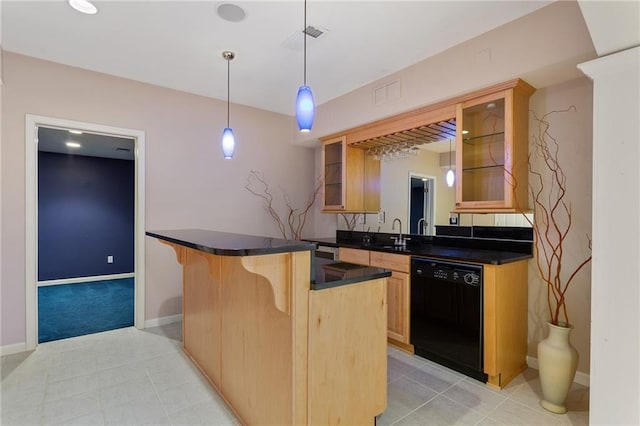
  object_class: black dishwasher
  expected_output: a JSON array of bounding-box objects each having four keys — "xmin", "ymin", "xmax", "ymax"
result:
[{"xmin": 410, "ymin": 257, "xmax": 487, "ymax": 382}]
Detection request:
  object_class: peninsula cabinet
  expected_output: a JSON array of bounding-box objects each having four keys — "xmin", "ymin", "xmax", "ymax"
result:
[
  {"xmin": 321, "ymin": 135, "xmax": 380, "ymax": 213},
  {"xmin": 149, "ymin": 230, "xmax": 388, "ymax": 426},
  {"xmin": 455, "ymin": 79, "xmax": 535, "ymax": 212}
]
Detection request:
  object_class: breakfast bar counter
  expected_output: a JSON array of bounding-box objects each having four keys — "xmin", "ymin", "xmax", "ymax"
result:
[{"xmin": 147, "ymin": 229, "xmax": 390, "ymax": 426}]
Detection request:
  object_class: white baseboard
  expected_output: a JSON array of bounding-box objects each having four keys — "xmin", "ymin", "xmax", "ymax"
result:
[
  {"xmin": 526, "ymin": 355, "xmax": 590, "ymax": 387},
  {"xmin": 0, "ymin": 342, "xmax": 27, "ymax": 356},
  {"xmin": 38, "ymin": 273, "xmax": 135, "ymax": 287},
  {"xmin": 144, "ymin": 314, "xmax": 182, "ymax": 328}
]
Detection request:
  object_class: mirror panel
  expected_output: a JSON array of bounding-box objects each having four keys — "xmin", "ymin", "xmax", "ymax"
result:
[{"xmin": 335, "ymin": 144, "xmax": 532, "ymax": 234}]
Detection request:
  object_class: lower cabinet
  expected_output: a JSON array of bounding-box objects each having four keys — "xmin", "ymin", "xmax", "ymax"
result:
[
  {"xmin": 483, "ymin": 261, "xmax": 529, "ymax": 389},
  {"xmin": 339, "ymin": 248, "xmax": 411, "ymax": 346},
  {"xmin": 340, "ymin": 246, "xmax": 529, "ymax": 389},
  {"xmin": 385, "ymin": 271, "xmax": 410, "ymax": 344}
]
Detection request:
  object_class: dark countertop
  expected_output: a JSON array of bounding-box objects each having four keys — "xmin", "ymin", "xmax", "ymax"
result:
[
  {"xmin": 147, "ymin": 229, "xmax": 316, "ymax": 256},
  {"xmin": 147, "ymin": 229, "xmax": 391, "ymax": 290},
  {"xmin": 304, "ymin": 234, "xmax": 532, "ymax": 265},
  {"xmin": 311, "ymin": 257, "xmax": 390, "ymax": 291}
]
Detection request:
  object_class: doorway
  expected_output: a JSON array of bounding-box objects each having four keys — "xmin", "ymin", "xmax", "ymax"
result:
[
  {"xmin": 37, "ymin": 127, "xmax": 136, "ymax": 342},
  {"xmin": 408, "ymin": 174, "xmax": 435, "ymax": 235},
  {"xmin": 25, "ymin": 115, "xmax": 146, "ymax": 350}
]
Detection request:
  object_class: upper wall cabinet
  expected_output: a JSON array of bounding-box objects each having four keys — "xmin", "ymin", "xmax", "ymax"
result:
[
  {"xmin": 455, "ymin": 80, "xmax": 535, "ymax": 212},
  {"xmin": 319, "ymin": 78, "xmax": 534, "ymax": 214},
  {"xmin": 321, "ymin": 136, "xmax": 380, "ymax": 213}
]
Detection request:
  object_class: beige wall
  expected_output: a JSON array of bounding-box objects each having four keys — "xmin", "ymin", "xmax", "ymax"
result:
[
  {"xmin": 1, "ymin": 52, "xmax": 315, "ymax": 346},
  {"xmin": 527, "ymin": 77, "xmax": 593, "ymax": 375}
]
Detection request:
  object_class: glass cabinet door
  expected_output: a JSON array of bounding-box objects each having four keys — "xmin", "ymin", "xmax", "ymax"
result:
[
  {"xmin": 456, "ymin": 92, "xmax": 511, "ymax": 208},
  {"xmin": 323, "ymin": 137, "xmax": 345, "ymax": 209}
]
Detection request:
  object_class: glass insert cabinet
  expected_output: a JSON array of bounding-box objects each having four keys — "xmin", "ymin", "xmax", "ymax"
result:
[
  {"xmin": 455, "ymin": 80, "xmax": 534, "ymax": 212},
  {"xmin": 323, "ymin": 137, "xmax": 344, "ymax": 208},
  {"xmin": 321, "ymin": 135, "xmax": 380, "ymax": 213}
]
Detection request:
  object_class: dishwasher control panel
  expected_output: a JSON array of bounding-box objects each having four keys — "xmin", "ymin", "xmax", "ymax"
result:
[{"xmin": 411, "ymin": 258, "xmax": 482, "ymax": 286}]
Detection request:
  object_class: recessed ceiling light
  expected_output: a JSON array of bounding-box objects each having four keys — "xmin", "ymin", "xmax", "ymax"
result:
[
  {"xmin": 69, "ymin": 129, "xmax": 83, "ymax": 134},
  {"xmin": 68, "ymin": 0, "xmax": 98, "ymax": 15},
  {"xmin": 217, "ymin": 3, "xmax": 247, "ymax": 23},
  {"xmin": 66, "ymin": 142, "xmax": 81, "ymax": 148}
]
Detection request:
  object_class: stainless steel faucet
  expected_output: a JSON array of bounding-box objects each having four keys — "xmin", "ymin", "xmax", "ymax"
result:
[
  {"xmin": 391, "ymin": 218, "xmax": 406, "ymax": 246},
  {"xmin": 417, "ymin": 218, "xmax": 426, "ymax": 235}
]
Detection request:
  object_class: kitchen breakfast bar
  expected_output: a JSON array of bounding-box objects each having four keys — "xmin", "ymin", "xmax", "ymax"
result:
[{"xmin": 146, "ymin": 229, "xmax": 391, "ymax": 425}]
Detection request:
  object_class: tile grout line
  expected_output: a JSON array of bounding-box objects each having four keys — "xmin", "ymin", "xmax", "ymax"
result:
[
  {"xmin": 387, "ymin": 366, "xmax": 467, "ymax": 425},
  {"xmin": 146, "ymin": 365, "xmax": 174, "ymax": 426}
]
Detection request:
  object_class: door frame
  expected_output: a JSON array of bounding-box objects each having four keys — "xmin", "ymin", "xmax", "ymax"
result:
[
  {"xmin": 408, "ymin": 172, "xmax": 436, "ymax": 236},
  {"xmin": 25, "ymin": 114, "xmax": 146, "ymax": 350}
]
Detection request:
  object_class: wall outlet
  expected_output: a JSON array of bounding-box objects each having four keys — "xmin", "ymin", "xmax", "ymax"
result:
[
  {"xmin": 378, "ymin": 210, "xmax": 385, "ymax": 223},
  {"xmin": 358, "ymin": 214, "xmax": 366, "ymax": 224},
  {"xmin": 107, "ymin": 255, "xmax": 114, "ymax": 264}
]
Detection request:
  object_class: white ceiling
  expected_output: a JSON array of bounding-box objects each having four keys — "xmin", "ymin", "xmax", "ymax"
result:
[{"xmin": 1, "ymin": 0, "xmax": 554, "ymax": 117}]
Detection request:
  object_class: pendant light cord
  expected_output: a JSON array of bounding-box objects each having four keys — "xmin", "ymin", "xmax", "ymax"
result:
[
  {"xmin": 449, "ymin": 139, "xmax": 452, "ymax": 167},
  {"xmin": 303, "ymin": 0, "xmax": 307, "ymax": 86},
  {"xmin": 227, "ymin": 58, "xmax": 230, "ymax": 128}
]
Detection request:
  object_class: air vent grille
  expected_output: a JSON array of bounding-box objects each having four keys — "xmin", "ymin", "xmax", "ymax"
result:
[{"xmin": 303, "ymin": 25, "xmax": 323, "ymax": 38}]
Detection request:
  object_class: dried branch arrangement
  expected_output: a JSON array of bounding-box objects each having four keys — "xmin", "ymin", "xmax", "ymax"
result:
[
  {"xmin": 518, "ymin": 106, "xmax": 592, "ymax": 326},
  {"xmin": 246, "ymin": 170, "xmax": 322, "ymax": 241},
  {"xmin": 340, "ymin": 213, "xmax": 361, "ymax": 231}
]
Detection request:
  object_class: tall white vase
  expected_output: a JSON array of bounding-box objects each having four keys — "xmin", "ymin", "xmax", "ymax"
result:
[{"xmin": 537, "ymin": 322, "xmax": 579, "ymax": 414}]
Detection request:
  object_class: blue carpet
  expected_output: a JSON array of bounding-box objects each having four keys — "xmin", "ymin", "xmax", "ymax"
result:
[{"xmin": 38, "ymin": 278, "xmax": 134, "ymax": 343}]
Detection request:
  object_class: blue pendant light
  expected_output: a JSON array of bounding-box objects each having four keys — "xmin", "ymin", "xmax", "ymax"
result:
[
  {"xmin": 221, "ymin": 51, "xmax": 235, "ymax": 159},
  {"xmin": 296, "ymin": 0, "xmax": 315, "ymax": 132}
]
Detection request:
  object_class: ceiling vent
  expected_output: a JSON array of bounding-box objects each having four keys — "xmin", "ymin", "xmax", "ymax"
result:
[
  {"xmin": 281, "ymin": 25, "xmax": 328, "ymax": 50},
  {"xmin": 303, "ymin": 25, "xmax": 323, "ymax": 38}
]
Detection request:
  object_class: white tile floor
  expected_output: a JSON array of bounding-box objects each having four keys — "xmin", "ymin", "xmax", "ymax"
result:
[
  {"xmin": 380, "ymin": 346, "xmax": 588, "ymax": 425},
  {"xmin": 1, "ymin": 323, "xmax": 589, "ymax": 425}
]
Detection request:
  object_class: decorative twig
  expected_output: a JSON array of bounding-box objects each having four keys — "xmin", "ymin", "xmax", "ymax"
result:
[
  {"xmin": 340, "ymin": 214, "xmax": 360, "ymax": 231},
  {"xmin": 506, "ymin": 106, "xmax": 591, "ymax": 326},
  {"xmin": 246, "ymin": 170, "xmax": 322, "ymax": 240}
]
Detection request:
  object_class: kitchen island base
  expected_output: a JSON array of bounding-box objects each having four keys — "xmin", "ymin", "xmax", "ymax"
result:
[{"xmin": 160, "ymin": 240, "xmax": 387, "ymax": 425}]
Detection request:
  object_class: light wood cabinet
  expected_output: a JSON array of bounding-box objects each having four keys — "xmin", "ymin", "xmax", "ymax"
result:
[
  {"xmin": 340, "ymin": 248, "xmax": 411, "ymax": 347},
  {"xmin": 384, "ymin": 270, "xmax": 410, "ymax": 344},
  {"xmin": 370, "ymin": 251, "xmax": 410, "ymax": 273},
  {"xmin": 455, "ymin": 79, "xmax": 535, "ymax": 212},
  {"xmin": 161, "ymin": 241, "xmax": 387, "ymax": 425},
  {"xmin": 483, "ymin": 260, "xmax": 528, "ymax": 389},
  {"xmin": 338, "ymin": 247, "xmax": 370, "ymax": 266},
  {"xmin": 318, "ymin": 79, "xmax": 535, "ymax": 215},
  {"xmin": 338, "ymin": 243, "xmax": 530, "ymax": 388},
  {"xmin": 370, "ymin": 252, "xmax": 410, "ymax": 347},
  {"xmin": 321, "ymin": 136, "xmax": 380, "ymax": 213}
]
